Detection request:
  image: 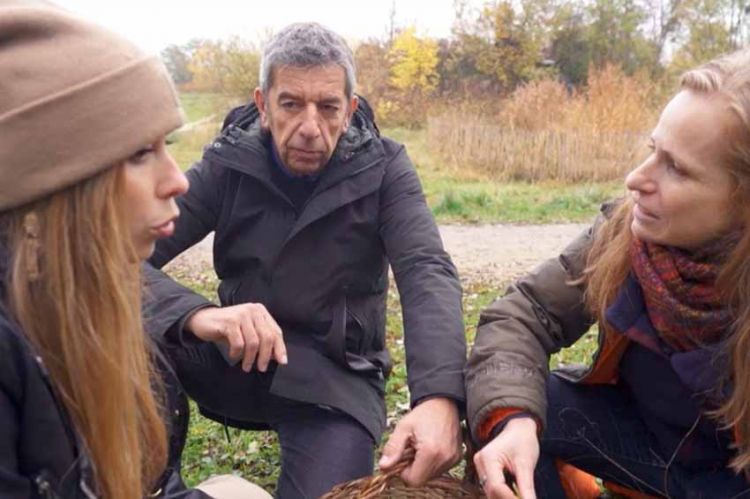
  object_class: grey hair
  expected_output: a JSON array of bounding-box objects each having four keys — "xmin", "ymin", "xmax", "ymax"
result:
[{"xmin": 259, "ymin": 22, "xmax": 356, "ymax": 99}]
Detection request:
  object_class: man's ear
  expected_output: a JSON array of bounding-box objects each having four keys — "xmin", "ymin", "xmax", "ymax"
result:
[
  {"xmin": 254, "ymin": 88, "xmax": 268, "ymax": 127},
  {"xmin": 344, "ymin": 95, "xmax": 359, "ymax": 131}
]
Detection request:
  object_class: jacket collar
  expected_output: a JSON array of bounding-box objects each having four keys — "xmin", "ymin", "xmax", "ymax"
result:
[{"xmin": 605, "ymin": 274, "xmax": 665, "ymax": 354}]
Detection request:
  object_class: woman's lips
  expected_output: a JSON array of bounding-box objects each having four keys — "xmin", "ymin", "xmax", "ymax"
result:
[
  {"xmin": 633, "ymin": 203, "xmax": 659, "ymax": 221},
  {"xmin": 151, "ymin": 219, "xmax": 175, "ymax": 238}
]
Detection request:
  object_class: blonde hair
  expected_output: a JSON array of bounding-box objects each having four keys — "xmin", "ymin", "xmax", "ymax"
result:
[
  {"xmin": 583, "ymin": 48, "xmax": 750, "ymax": 474},
  {"xmin": 3, "ymin": 165, "xmax": 167, "ymax": 498}
]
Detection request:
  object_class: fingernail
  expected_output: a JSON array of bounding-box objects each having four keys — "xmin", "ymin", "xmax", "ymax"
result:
[{"xmin": 281, "ymin": 355, "xmax": 288, "ymax": 364}]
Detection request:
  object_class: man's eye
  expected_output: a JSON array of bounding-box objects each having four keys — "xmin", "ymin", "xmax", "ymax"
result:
[{"xmin": 281, "ymin": 101, "xmax": 298, "ymax": 110}]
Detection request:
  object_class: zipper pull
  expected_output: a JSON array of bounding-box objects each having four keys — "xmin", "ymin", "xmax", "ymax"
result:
[{"xmin": 34, "ymin": 472, "xmax": 60, "ymax": 499}]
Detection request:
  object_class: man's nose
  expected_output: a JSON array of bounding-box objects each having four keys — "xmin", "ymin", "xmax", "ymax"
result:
[{"xmin": 298, "ymin": 104, "xmax": 321, "ymax": 140}]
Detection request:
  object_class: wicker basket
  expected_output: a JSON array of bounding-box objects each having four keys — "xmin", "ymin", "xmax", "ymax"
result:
[{"xmin": 321, "ymin": 448, "xmax": 484, "ymax": 498}]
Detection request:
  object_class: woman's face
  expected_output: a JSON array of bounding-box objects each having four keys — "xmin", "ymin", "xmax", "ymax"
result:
[
  {"xmin": 121, "ymin": 137, "xmax": 188, "ymax": 260},
  {"xmin": 625, "ymin": 90, "xmax": 739, "ymax": 250}
]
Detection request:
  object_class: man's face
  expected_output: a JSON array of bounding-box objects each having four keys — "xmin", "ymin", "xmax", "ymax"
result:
[{"xmin": 255, "ymin": 64, "xmax": 358, "ymax": 175}]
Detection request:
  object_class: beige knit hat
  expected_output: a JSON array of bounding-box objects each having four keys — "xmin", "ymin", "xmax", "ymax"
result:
[{"xmin": 0, "ymin": 0, "xmax": 184, "ymax": 211}]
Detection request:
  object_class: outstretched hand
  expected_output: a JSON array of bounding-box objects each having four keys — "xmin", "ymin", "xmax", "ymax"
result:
[
  {"xmin": 472, "ymin": 416, "xmax": 539, "ymax": 499},
  {"xmin": 378, "ymin": 397, "xmax": 462, "ymax": 486},
  {"xmin": 185, "ymin": 303, "xmax": 287, "ymax": 373}
]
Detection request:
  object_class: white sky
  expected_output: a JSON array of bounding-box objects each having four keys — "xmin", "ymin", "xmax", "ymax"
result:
[{"xmin": 54, "ymin": 1, "xmax": 484, "ymax": 54}]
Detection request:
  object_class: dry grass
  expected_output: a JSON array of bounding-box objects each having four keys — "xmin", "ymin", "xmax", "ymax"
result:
[
  {"xmin": 428, "ymin": 120, "xmax": 647, "ymax": 182},
  {"xmin": 428, "ymin": 65, "xmax": 662, "ymax": 182}
]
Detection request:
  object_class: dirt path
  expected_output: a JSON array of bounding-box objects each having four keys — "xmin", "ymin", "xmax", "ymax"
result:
[
  {"xmin": 165, "ymin": 223, "xmax": 588, "ymax": 286},
  {"xmin": 440, "ymin": 223, "xmax": 587, "ymax": 284}
]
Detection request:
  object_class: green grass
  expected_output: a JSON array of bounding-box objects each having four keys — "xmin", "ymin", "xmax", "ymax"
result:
[
  {"xmin": 179, "ymin": 92, "xmax": 225, "ymax": 123},
  {"xmin": 426, "ymin": 180, "xmax": 621, "ymax": 224}
]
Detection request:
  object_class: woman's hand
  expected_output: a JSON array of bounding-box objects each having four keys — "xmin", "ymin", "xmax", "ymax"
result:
[{"xmin": 473, "ymin": 416, "xmax": 539, "ymax": 499}]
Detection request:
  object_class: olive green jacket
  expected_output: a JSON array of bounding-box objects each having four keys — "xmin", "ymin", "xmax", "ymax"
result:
[{"xmin": 465, "ymin": 216, "xmax": 609, "ymax": 441}]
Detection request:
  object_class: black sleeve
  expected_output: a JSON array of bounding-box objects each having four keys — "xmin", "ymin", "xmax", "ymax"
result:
[
  {"xmin": 378, "ymin": 142, "xmax": 466, "ymax": 406},
  {"xmin": 0, "ymin": 386, "xmax": 31, "ymax": 498}
]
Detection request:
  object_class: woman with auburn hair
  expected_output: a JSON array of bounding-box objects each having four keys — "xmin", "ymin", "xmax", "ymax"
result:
[
  {"xmin": 0, "ymin": 2, "xmax": 271, "ymax": 498},
  {"xmin": 466, "ymin": 48, "xmax": 750, "ymax": 499}
]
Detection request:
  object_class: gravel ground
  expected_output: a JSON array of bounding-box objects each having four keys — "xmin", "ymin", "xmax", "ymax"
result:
[{"xmin": 165, "ymin": 223, "xmax": 588, "ymax": 286}]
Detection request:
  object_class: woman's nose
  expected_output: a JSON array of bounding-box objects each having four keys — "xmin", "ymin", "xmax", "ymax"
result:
[
  {"xmin": 625, "ymin": 157, "xmax": 657, "ymax": 194},
  {"xmin": 158, "ymin": 152, "xmax": 188, "ymax": 199}
]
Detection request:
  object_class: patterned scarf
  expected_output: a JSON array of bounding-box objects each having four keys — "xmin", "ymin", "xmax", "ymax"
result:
[{"xmin": 630, "ymin": 236, "xmax": 736, "ymax": 352}]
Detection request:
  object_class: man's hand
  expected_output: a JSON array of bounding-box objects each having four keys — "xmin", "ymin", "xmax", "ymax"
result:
[
  {"xmin": 473, "ymin": 417, "xmax": 539, "ymax": 499},
  {"xmin": 185, "ymin": 304, "xmax": 287, "ymax": 373},
  {"xmin": 378, "ymin": 397, "xmax": 461, "ymax": 486}
]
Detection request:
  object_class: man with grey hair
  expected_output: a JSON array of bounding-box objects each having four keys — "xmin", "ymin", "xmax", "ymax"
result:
[{"xmin": 146, "ymin": 22, "xmax": 466, "ymax": 498}]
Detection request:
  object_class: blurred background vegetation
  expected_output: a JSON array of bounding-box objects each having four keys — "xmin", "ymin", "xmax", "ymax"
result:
[
  {"xmin": 167, "ymin": 0, "xmax": 749, "ymax": 490},
  {"xmin": 163, "ymin": 0, "xmax": 750, "ymax": 183}
]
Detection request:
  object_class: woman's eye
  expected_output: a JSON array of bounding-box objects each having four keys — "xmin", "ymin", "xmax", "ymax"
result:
[
  {"xmin": 666, "ymin": 158, "xmax": 684, "ymax": 175},
  {"xmin": 128, "ymin": 146, "xmax": 155, "ymax": 165}
]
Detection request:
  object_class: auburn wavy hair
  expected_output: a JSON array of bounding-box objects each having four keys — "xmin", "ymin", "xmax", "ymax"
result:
[
  {"xmin": 582, "ymin": 48, "xmax": 750, "ymax": 474},
  {"xmin": 4, "ymin": 165, "xmax": 167, "ymax": 498}
]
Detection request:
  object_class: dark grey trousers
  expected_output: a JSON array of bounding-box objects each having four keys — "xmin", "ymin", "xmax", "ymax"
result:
[{"xmin": 169, "ymin": 340, "xmax": 376, "ymax": 499}]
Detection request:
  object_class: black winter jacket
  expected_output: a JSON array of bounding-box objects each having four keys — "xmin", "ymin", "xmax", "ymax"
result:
[
  {"xmin": 0, "ymin": 294, "xmax": 209, "ymax": 498},
  {"xmin": 145, "ymin": 100, "xmax": 466, "ymax": 439}
]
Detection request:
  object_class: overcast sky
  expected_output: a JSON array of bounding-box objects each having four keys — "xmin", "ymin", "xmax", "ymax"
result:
[{"xmin": 54, "ymin": 0, "xmax": 484, "ymax": 54}]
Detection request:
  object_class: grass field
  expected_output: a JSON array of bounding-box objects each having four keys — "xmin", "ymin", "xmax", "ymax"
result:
[{"xmin": 171, "ymin": 91, "xmax": 609, "ymax": 492}]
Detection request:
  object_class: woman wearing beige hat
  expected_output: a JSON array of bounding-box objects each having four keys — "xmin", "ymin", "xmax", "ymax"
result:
[{"xmin": 0, "ymin": 1, "xmax": 271, "ymax": 498}]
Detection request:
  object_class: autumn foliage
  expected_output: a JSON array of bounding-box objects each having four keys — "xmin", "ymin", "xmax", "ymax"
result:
[{"xmin": 160, "ymin": 0, "xmax": 750, "ymax": 181}]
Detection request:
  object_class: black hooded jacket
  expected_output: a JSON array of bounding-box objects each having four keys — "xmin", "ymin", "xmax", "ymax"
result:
[{"xmin": 144, "ymin": 98, "xmax": 466, "ymax": 439}]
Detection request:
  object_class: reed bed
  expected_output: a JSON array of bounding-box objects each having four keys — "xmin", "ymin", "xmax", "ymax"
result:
[
  {"xmin": 427, "ymin": 65, "xmax": 660, "ymax": 182},
  {"xmin": 427, "ymin": 119, "xmax": 647, "ymax": 182}
]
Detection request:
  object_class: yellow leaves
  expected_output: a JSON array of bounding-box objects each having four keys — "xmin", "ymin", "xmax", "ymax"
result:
[
  {"xmin": 187, "ymin": 38, "xmax": 260, "ymax": 97},
  {"xmin": 387, "ymin": 27, "xmax": 439, "ymax": 94}
]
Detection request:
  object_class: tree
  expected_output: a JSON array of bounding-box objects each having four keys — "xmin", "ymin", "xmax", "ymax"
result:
[
  {"xmin": 377, "ymin": 27, "xmax": 440, "ymax": 127},
  {"xmin": 549, "ymin": 5, "xmax": 591, "ymax": 86},
  {"xmin": 446, "ymin": 0, "xmax": 557, "ymax": 93},
  {"xmin": 187, "ymin": 37, "xmax": 260, "ymax": 98},
  {"xmin": 666, "ymin": 0, "xmax": 742, "ymax": 72},
  {"xmin": 161, "ymin": 44, "xmax": 193, "ymax": 85},
  {"xmin": 587, "ymin": 0, "xmax": 659, "ymax": 74},
  {"xmin": 354, "ymin": 40, "xmax": 390, "ymax": 109},
  {"xmin": 388, "ymin": 27, "xmax": 440, "ymax": 94}
]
